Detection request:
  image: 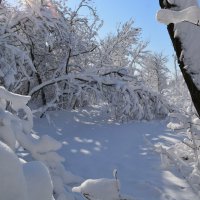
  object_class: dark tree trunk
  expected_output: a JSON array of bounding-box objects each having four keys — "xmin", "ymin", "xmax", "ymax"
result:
[
  {"xmin": 159, "ymin": 0, "xmax": 200, "ymax": 116},
  {"xmin": 29, "ymin": 43, "xmax": 47, "ymax": 107},
  {"xmin": 36, "ymin": 72, "xmax": 47, "ymax": 106}
]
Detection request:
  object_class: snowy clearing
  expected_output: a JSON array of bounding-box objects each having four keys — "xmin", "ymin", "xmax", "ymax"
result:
[{"xmin": 34, "ymin": 110, "xmax": 199, "ymax": 200}]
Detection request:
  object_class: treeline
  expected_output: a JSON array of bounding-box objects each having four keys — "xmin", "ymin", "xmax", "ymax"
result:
[{"xmin": 0, "ymin": 0, "xmax": 173, "ymax": 121}]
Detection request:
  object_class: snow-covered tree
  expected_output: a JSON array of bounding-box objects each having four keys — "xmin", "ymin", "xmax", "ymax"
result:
[
  {"xmin": 157, "ymin": 0, "xmax": 200, "ymax": 116},
  {"xmin": 97, "ymin": 19, "xmax": 141, "ymax": 68},
  {"xmin": 0, "ymin": 0, "xmax": 172, "ymax": 121},
  {"xmin": 0, "ymin": 3, "xmax": 35, "ymax": 90},
  {"xmin": 141, "ymin": 52, "xmax": 169, "ymax": 94}
]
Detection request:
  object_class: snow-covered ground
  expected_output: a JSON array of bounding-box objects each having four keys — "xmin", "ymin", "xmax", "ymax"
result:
[{"xmin": 34, "ymin": 109, "xmax": 199, "ymax": 200}]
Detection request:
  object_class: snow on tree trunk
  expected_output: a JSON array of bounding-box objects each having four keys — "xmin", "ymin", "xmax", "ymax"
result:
[{"xmin": 158, "ymin": 0, "xmax": 200, "ymax": 116}]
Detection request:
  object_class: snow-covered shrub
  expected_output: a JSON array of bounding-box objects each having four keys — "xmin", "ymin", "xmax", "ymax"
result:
[
  {"xmin": 104, "ymin": 74, "xmax": 171, "ymax": 121},
  {"xmin": 72, "ymin": 170, "xmax": 134, "ymax": 200},
  {"xmin": 156, "ymin": 113, "xmax": 200, "ymax": 196},
  {"xmin": 30, "ymin": 67, "xmax": 171, "ymax": 121},
  {"xmin": 162, "ymin": 75, "xmax": 192, "ymax": 113},
  {"xmin": 0, "ymin": 86, "xmax": 54, "ymax": 200},
  {"xmin": 140, "ymin": 52, "xmax": 169, "ymax": 94},
  {"xmin": 0, "ymin": 86, "xmax": 82, "ymax": 200}
]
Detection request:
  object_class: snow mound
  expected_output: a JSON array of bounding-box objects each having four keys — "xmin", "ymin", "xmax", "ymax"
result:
[
  {"xmin": 0, "ymin": 140, "xmax": 55, "ymax": 200},
  {"xmin": 72, "ymin": 178, "xmax": 120, "ymax": 200},
  {"xmin": 23, "ymin": 161, "xmax": 54, "ymax": 200},
  {"xmin": 0, "ymin": 141, "xmax": 28, "ymax": 200}
]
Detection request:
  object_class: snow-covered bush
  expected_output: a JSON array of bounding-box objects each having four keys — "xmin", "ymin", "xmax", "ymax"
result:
[
  {"xmin": 163, "ymin": 73, "xmax": 192, "ymax": 113},
  {"xmin": 140, "ymin": 52, "xmax": 169, "ymax": 94},
  {"xmin": 0, "ymin": 86, "xmax": 82, "ymax": 200},
  {"xmin": 156, "ymin": 112, "xmax": 200, "ymax": 196},
  {"xmin": 29, "ymin": 67, "xmax": 171, "ymax": 121},
  {"xmin": 72, "ymin": 170, "xmax": 134, "ymax": 200}
]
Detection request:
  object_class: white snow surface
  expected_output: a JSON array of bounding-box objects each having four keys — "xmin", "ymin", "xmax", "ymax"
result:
[
  {"xmin": 23, "ymin": 161, "xmax": 54, "ymax": 200},
  {"xmin": 0, "ymin": 141, "xmax": 28, "ymax": 200},
  {"xmin": 0, "ymin": 140, "xmax": 54, "ymax": 200},
  {"xmin": 33, "ymin": 109, "xmax": 200, "ymax": 200}
]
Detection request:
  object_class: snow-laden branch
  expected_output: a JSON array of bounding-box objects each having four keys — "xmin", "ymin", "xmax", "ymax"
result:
[
  {"xmin": 28, "ymin": 74, "xmax": 117, "ymax": 97},
  {"xmin": 0, "ymin": 86, "xmax": 33, "ymax": 133},
  {"xmin": 0, "ymin": 86, "xmax": 30, "ymax": 107},
  {"xmin": 157, "ymin": 6, "xmax": 200, "ymax": 25}
]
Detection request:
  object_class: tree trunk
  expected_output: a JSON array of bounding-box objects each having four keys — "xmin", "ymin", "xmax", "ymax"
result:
[
  {"xmin": 29, "ymin": 43, "xmax": 47, "ymax": 107},
  {"xmin": 36, "ymin": 72, "xmax": 47, "ymax": 106},
  {"xmin": 159, "ymin": 0, "xmax": 200, "ymax": 116}
]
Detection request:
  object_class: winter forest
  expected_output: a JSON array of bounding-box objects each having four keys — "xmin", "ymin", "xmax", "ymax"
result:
[{"xmin": 1, "ymin": 0, "xmax": 200, "ymax": 199}]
